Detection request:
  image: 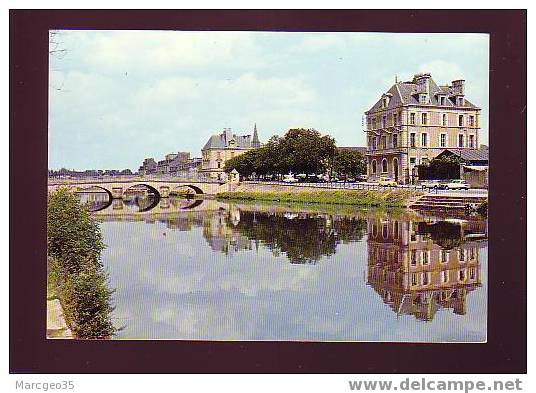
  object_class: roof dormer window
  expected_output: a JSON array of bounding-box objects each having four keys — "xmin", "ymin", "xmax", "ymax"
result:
[
  {"xmin": 457, "ymin": 96, "xmax": 465, "ymax": 106},
  {"xmin": 439, "ymin": 96, "xmax": 446, "ymax": 106},
  {"xmin": 419, "ymin": 93, "xmax": 428, "ymax": 104}
]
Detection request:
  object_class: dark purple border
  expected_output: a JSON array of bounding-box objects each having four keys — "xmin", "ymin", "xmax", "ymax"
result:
[{"xmin": 10, "ymin": 9, "xmax": 526, "ymax": 373}]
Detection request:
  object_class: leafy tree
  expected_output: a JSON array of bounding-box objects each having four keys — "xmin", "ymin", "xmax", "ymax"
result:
[
  {"xmin": 418, "ymin": 155, "xmax": 462, "ymax": 180},
  {"xmin": 47, "ymin": 187, "xmax": 116, "ymax": 338},
  {"xmin": 333, "ymin": 149, "xmax": 366, "ymax": 180},
  {"xmin": 279, "ymin": 128, "xmax": 336, "ymax": 175}
]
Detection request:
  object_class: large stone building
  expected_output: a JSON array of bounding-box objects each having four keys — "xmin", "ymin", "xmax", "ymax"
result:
[
  {"xmin": 365, "ymin": 73, "xmax": 481, "ymax": 184},
  {"xmin": 200, "ymin": 124, "xmax": 261, "ymax": 180}
]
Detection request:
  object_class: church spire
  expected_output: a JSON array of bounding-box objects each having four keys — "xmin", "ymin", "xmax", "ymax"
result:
[{"xmin": 252, "ymin": 123, "xmax": 260, "ymax": 148}]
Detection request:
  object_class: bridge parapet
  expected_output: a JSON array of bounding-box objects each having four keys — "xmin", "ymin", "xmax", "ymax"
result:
[{"xmin": 48, "ymin": 178, "xmax": 229, "ymax": 198}]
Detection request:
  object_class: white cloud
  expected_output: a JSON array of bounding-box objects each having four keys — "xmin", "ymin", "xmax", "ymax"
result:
[{"xmin": 79, "ymin": 31, "xmax": 263, "ymax": 73}]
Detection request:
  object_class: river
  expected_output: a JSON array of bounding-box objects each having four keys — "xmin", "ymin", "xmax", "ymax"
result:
[{"xmin": 79, "ymin": 192, "xmax": 488, "ymax": 342}]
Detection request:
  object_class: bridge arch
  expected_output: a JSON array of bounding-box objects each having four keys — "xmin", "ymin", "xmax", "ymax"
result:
[
  {"xmin": 73, "ymin": 185, "xmax": 113, "ymax": 212},
  {"xmin": 124, "ymin": 183, "xmax": 162, "ymax": 199},
  {"xmin": 172, "ymin": 184, "xmax": 204, "ymax": 195}
]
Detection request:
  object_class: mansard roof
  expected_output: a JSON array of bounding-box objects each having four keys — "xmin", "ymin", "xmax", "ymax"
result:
[
  {"xmin": 366, "ymin": 75, "xmax": 480, "ymax": 114},
  {"xmin": 202, "ymin": 131, "xmax": 254, "ymax": 151}
]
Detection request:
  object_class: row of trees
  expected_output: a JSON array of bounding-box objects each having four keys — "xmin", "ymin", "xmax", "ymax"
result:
[{"xmin": 223, "ymin": 128, "xmax": 366, "ymax": 180}]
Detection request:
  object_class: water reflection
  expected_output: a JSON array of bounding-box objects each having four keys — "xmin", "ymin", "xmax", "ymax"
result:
[
  {"xmin": 366, "ymin": 217, "xmax": 484, "ymax": 321},
  {"xmin": 88, "ymin": 194, "xmax": 487, "ymax": 341}
]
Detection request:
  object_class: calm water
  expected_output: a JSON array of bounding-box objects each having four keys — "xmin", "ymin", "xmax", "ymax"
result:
[{"xmin": 81, "ymin": 192, "xmax": 488, "ymax": 342}]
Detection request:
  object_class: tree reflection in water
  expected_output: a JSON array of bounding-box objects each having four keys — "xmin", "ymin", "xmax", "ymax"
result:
[{"xmin": 225, "ymin": 211, "xmax": 367, "ymax": 264}]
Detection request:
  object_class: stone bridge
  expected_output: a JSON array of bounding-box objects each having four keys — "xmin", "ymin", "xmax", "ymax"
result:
[{"xmin": 48, "ymin": 177, "xmax": 233, "ymax": 199}]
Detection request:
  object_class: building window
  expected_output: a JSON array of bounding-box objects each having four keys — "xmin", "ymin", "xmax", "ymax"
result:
[
  {"xmin": 470, "ymin": 247, "xmax": 476, "ymax": 260},
  {"xmin": 440, "ymin": 133, "xmax": 447, "ymax": 148},
  {"xmin": 371, "ymin": 137, "xmax": 377, "ymax": 150},
  {"xmin": 217, "ymin": 162, "xmax": 221, "ymax": 169},
  {"xmin": 410, "ymin": 113, "xmax": 416, "ymax": 125},
  {"xmin": 469, "ymin": 134, "xmax": 475, "ymax": 148},
  {"xmin": 457, "ymin": 97, "xmax": 465, "ymax": 106},
  {"xmin": 459, "ymin": 269, "xmax": 466, "ymax": 282},
  {"xmin": 392, "ymin": 133, "xmax": 398, "ymax": 148},
  {"xmin": 469, "ymin": 115, "xmax": 475, "ymax": 127},
  {"xmin": 382, "ymin": 115, "xmax": 387, "ymax": 128},
  {"xmin": 411, "ymin": 273, "xmax": 418, "ymax": 286},
  {"xmin": 410, "ymin": 133, "xmax": 416, "ymax": 148},
  {"xmin": 381, "ymin": 136, "xmax": 387, "ymax": 149},
  {"xmin": 382, "ymin": 159, "xmax": 388, "ymax": 173},
  {"xmin": 371, "ymin": 160, "xmax": 377, "ymax": 174},
  {"xmin": 442, "ymin": 113, "xmax": 447, "ymax": 126},
  {"xmin": 469, "ymin": 267, "xmax": 476, "ymax": 280},
  {"xmin": 458, "ymin": 134, "xmax": 465, "ymax": 148},
  {"xmin": 421, "ymin": 113, "xmax": 428, "ymax": 125},
  {"xmin": 422, "ymin": 272, "xmax": 430, "ymax": 285},
  {"xmin": 441, "ymin": 270, "xmax": 449, "ymax": 283},
  {"xmin": 393, "ymin": 113, "xmax": 398, "ymax": 125},
  {"xmin": 441, "ymin": 250, "xmax": 449, "ymax": 263},
  {"xmin": 422, "ymin": 251, "xmax": 429, "ymax": 265},
  {"xmin": 411, "ymin": 250, "xmax": 417, "ymax": 266},
  {"xmin": 421, "ymin": 133, "xmax": 428, "ymax": 147},
  {"xmin": 458, "ymin": 115, "xmax": 464, "ymax": 126},
  {"xmin": 459, "ymin": 249, "xmax": 466, "ymax": 262},
  {"xmin": 410, "ymin": 157, "xmax": 416, "ymax": 164},
  {"xmin": 440, "ymin": 96, "xmax": 446, "ymax": 106}
]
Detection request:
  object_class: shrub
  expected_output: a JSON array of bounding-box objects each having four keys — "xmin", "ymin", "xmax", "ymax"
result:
[{"xmin": 47, "ymin": 187, "xmax": 116, "ymax": 338}]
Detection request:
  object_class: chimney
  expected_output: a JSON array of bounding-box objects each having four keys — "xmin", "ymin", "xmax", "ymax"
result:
[
  {"xmin": 451, "ymin": 79, "xmax": 465, "ymax": 96},
  {"xmin": 413, "ymin": 73, "xmax": 431, "ymax": 102}
]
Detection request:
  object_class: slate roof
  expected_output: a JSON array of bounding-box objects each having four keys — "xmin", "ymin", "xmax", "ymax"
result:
[
  {"xmin": 202, "ymin": 129, "xmax": 255, "ymax": 150},
  {"xmin": 439, "ymin": 148, "xmax": 489, "ymax": 162},
  {"xmin": 367, "ymin": 75, "xmax": 480, "ymax": 113}
]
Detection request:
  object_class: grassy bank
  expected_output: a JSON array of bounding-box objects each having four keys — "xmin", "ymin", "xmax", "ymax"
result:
[
  {"xmin": 47, "ymin": 187, "xmax": 116, "ymax": 339},
  {"xmin": 216, "ymin": 189, "xmax": 416, "ymax": 208}
]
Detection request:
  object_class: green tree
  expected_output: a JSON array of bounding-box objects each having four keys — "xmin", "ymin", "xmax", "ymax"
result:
[
  {"xmin": 279, "ymin": 128, "xmax": 336, "ymax": 175},
  {"xmin": 47, "ymin": 187, "xmax": 116, "ymax": 338},
  {"xmin": 333, "ymin": 149, "xmax": 366, "ymax": 180},
  {"xmin": 418, "ymin": 155, "xmax": 462, "ymax": 180}
]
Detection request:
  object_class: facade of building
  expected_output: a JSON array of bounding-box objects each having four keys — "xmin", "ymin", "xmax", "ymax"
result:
[
  {"xmin": 365, "ymin": 73, "xmax": 481, "ymax": 184},
  {"xmin": 138, "ymin": 152, "xmax": 198, "ymax": 177},
  {"xmin": 200, "ymin": 124, "xmax": 261, "ymax": 180},
  {"xmin": 138, "ymin": 158, "xmax": 157, "ymax": 175}
]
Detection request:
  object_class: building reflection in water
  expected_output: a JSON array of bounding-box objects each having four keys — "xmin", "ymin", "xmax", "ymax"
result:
[{"xmin": 366, "ymin": 216, "xmax": 486, "ymax": 321}]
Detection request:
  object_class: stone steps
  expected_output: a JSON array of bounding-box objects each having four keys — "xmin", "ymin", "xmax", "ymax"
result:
[{"xmin": 410, "ymin": 194, "xmax": 487, "ymax": 210}]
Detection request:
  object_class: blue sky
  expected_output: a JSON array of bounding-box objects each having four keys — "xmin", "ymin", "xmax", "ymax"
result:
[{"xmin": 49, "ymin": 31, "xmax": 489, "ymax": 171}]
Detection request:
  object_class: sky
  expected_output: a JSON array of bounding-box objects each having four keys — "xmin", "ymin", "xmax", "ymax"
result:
[{"xmin": 49, "ymin": 31, "xmax": 489, "ymax": 171}]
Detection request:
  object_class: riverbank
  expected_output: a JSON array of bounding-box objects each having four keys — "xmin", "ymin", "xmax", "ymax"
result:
[
  {"xmin": 46, "ymin": 273, "xmax": 73, "ymax": 339},
  {"xmin": 216, "ymin": 187, "xmax": 419, "ymax": 208}
]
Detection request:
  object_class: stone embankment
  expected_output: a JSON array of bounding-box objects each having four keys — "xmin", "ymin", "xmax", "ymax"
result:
[{"xmin": 46, "ymin": 299, "xmax": 73, "ymax": 339}]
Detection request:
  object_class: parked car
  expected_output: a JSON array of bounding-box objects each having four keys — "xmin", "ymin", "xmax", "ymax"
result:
[
  {"xmin": 439, "ymin": 179, "xmax": 470, "ymax": 190},
  {"xmin": 357, "ymin": 174, "xmax": 368, "ymax": 182},
  {"xmin": 420, "ymin": 179, "xmax": 442, "ymax": 189},
  {"xmin": 282, "ymin": 174, "xmax": 299, "ymax": 183},
  {"xmin": 377, "ymin": 176, "xmax": 398, "ymax": 187}
]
